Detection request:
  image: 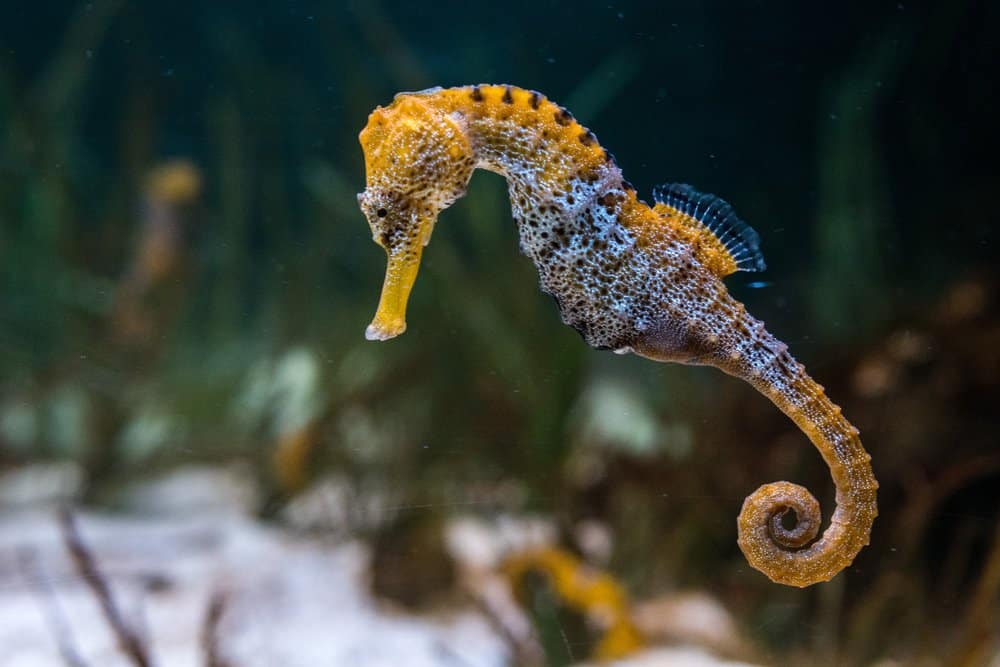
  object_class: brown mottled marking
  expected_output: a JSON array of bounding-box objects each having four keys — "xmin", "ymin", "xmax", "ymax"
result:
[
  {"xmin": 554, "ymin": 107, "xmax": 574, "ymax": 126},
  {"xmin": 529, "ymin": 90, "xmax": 542, "ymax": 109},
  {"xmin": 470, "ymin": 86, "xmax": 483, "ymax": 102},
  {"xmin": 580, "ymin": 130, "xmax": 597, "ymax": 146},
  {"xmin": 502, "ymin": 86, "xmax": 514, "ymax": 104}
]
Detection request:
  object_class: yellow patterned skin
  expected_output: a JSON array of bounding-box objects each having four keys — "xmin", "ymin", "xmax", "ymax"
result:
[{"xmin": 357, "ymin": 85, "xmax": 877, "ymax": 587}]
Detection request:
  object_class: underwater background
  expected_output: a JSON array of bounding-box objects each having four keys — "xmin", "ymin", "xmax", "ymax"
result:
[{"xmin": 1, "ymin": 1, "xmax": 998, "ymax": 665}]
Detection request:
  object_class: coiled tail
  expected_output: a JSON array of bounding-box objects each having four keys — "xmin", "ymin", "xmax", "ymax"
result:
[{"xmin": 727, "ymin": 326, "xmax": 878, "ymax": 587}]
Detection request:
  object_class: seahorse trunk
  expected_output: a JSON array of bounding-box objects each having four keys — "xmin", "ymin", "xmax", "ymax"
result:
[{"xmin": 718, "ymin": 315, "xmax": 878, "ymax": 587}]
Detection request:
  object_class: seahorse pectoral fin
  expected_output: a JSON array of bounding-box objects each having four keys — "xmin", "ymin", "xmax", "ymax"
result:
[{"xmin": 366, "ymin": 244, "xmax": 424, "ymax": 341}]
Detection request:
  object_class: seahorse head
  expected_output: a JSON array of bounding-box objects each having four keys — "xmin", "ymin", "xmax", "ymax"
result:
[{"xmin": 358, "ymin": 95, "xmax": 475, "ymax": 340}]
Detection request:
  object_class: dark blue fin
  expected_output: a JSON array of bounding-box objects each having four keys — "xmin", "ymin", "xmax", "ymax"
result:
[{"xmin": 652, "ymin": 183, "xmax": 766, "ymax": 273}]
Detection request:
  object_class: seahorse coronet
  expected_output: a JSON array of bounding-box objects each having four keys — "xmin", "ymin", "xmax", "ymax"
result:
[{"xmin": 357, "ymin": 84, "xmax": 878, "ymax": 587}]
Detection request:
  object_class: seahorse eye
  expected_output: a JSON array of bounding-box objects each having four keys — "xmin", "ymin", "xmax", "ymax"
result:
[{"xmin": 377, "ymin": 208, "xmax": 388, "ymax": 218}]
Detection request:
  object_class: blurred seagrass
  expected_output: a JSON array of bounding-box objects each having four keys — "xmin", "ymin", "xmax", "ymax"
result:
[{"xmin": 809, "ymin": 30, "xmax": 903, "ymax": 340}]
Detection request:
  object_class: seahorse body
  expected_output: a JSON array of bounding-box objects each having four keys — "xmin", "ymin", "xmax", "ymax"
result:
[{"xmin": 357, "ymin": 84, "xmax": 877, "ymax": 587}]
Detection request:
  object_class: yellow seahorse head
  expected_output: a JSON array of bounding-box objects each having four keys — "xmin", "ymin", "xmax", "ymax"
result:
[{"xmin": 357, "ymin": 94, "xmax": 475, "ymax": 340}]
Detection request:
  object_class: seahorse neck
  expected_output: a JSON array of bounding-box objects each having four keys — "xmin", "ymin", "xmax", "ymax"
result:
[
  {"xmin": 463, "ymin": 114, "xmax": 628, "ymax": 242},
  {"xmin": 463, "ymin": 114, "xmax": 574, "ymax": 193}
]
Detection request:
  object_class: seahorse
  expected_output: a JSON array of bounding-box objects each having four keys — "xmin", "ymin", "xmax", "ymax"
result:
[{"xmin": 356, "ymin": 84, "xmax": 877, "ymax": 587}]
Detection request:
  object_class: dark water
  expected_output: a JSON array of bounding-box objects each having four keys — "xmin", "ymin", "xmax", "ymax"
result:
[{"xmin": 1, "ymin": 2, "xmax": 998, "ymax": 665}]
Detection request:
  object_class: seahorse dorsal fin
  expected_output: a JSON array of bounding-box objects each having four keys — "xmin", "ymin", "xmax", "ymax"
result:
[{"xmin": 652, "ymin": 183, "xmax": 766, "ymax": 277}]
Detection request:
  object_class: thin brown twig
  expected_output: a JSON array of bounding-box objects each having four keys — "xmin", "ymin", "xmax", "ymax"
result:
[
  {"xmin": 201, "ymin": 589, "xmax": 231, "ymax": 667},
  {"xmin": 56, "ymin": 507, "xmax": 151, "ymax": 667},
  {"xmin": 949, "ymin": 518, "xmax": 1000, "ymax": 667}
]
